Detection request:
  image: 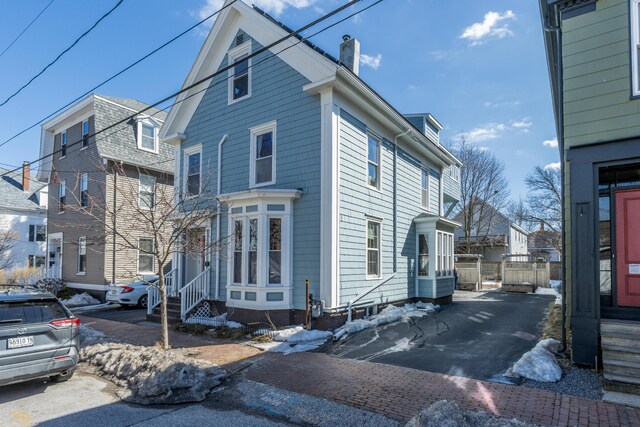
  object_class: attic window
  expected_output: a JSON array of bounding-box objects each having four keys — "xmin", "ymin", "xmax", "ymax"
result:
[
  {"xmin": 228, "ymin": 42, "xmax": 251, "ymax": 104},
  {"xmin": 136, "ymin": 118, "xmax": 159, "ymax": 153}
]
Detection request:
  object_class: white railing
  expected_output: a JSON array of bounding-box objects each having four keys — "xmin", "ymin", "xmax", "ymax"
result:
[
  {"xmin": 147, "ymin": 268, "xmax": 178, "ymax": 315},
  {"xmin": 19, "ymin": 265, "xmax": 57, "ymax": 286},
  {"xmin": 180, "ymin": 267, "xmax": 210, "ymax": 322}
]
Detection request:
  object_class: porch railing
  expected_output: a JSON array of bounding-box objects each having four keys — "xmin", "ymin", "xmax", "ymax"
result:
[
  {"xmin": 147, "ymin": 268, "xmax": 178, "ymax": 315},
  {"xmin": 19, "ymin": 265, "xmax": 56, "ymax": 286},
  {"xmin": 180, "ymin": 267, "xmax": 210, "ymax": 322}
]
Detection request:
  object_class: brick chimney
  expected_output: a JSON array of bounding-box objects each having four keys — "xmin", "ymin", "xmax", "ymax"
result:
[
  {"xmin": 340, "ymin": 35, "xmax": 360, "ymax": 76},
  {"xmin": 22, "ymin": 161, "xmax": 30, "ymax": 192}
]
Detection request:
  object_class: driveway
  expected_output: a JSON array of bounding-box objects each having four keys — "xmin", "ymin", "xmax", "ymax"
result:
[{"xmin": 325, "ymin": 290, "xmax": 555, "ymax": 382}]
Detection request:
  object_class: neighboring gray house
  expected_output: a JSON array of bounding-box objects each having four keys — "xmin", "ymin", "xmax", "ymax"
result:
[
  {"xmin": 159, "ymin": 0, "xmax": 461, "ymax": 326},
  {"xmin": 37, "ymin": 94, "xmax": 173, "ymax": 295},
  {"xmin": 454, "ymin": 204, "xmax": 529, "ymax": 262},
  {"xmin": 0, "ymin": 164, "xmax": 47, "ymax": 272}
]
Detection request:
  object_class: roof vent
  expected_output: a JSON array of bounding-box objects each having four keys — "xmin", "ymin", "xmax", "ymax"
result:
[{"xmin": 236, "ymin": 33, "xmax": 245, "ymax": 46}]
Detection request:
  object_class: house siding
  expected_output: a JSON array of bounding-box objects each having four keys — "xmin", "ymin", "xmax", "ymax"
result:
[
  {"xmin": 180, "ymin": 35, "xmax": 321, "ymax": 308},
  {"xmin": 442, "ymin": 168, "xmax": 461, "ymax": 202}
]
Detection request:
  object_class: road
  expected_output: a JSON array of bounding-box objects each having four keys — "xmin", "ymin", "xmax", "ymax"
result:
[{"xmin": 326, "ymin": 290, "xmax": 555, "ymax": 382}]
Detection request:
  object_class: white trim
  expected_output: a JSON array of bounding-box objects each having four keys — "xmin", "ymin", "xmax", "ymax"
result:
[
  {"xmin": 365, "ymin": 217, "xmax": 382, "ymax": 280},
  {"xmin": 136, "ymin": 117, "xmax": 160, "ymax": 154},
  {"xmin": 219, "ymin": 188, "xmax": 302, "ymax": 202},
  {"xmin": 632, "ymin": 0, "xmax": 640, "ymax": 96},
  {"xmin": 137, "ymin": 237, "xmax": 155, "ymax": 275},
  {"xmin": 249, "ymin": 120, "xmax": 277, "ymax": 188},
  {"xmin": 227, "ymin": 41, "xmax": 252, "ymax": 104},
  {"xmin": 366, "ymin": 133, "xmax": 382, "ymax": 192},
  {"xmin": 183, "ymin": 144, "xmax": 203, "ymax": 199},
  {"xmin": 138, "ymin": 173, "xmax": 156, "ymax": 210}
]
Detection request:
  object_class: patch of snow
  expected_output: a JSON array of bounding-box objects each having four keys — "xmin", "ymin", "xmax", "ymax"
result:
[
  {"xmin": 226, "ymin": 321, "xmax": 243, "ymax": 329},
  {"xmin": 79, "ymin": 325, "xmax": 109, "ymax": 347},
  {"xmin": 337, "ymin": 303, "xmax": 438, "ymax": 336},
  {"xmin": 60, "ymin": 292, "xmax": 100, "ymax": 307},
  {"xmin": 71, "ymin": 302, "xmax": 118, "ymax": 312},
  {"xmin": 253, "ymin": 325, "xmax": 333, "ymax": 354},
  {"xmin": 186, "ymin": 312, "xmax": 244, "ymax": 328},
  {"xmin": 512, "ymin": 338, "xmax": 562, "ymax": 382},
  {"xmin": 271, "ymin": 326, "xmax": 333, "ymax": 343},
  {"xmin": 535, "ymin": 286, "xmax": 562, "ymax": 305},
  {"xmin": 270, "ymin": 340, "xmax": 328, "ymax": 355}
]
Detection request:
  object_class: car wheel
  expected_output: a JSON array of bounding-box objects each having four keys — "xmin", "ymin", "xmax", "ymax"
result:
[
  {"xmin": 50, "ymin": 369, "xmax": 74, "ymax": 383},
  {"xmin": 138, "ymin": 295, "xmax": 148, "ymax": 309}
]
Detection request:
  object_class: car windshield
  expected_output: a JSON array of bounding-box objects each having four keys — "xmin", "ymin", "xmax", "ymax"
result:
[{"xmin": 0, "ymin": 300, "xmax": 69, "ymax": 325}]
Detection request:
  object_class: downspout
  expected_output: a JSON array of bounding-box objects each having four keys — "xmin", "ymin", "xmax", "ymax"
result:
[
  {"xmin": 545, "ymin": 4, "xmax": 567, "ymax": 353},
  {"xmin": 215, "ymin": 134, "xmax": 229, "ymax": 301}
]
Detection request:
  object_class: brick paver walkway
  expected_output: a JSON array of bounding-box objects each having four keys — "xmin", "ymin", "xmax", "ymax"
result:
[
  {"xmin": 246, "ymin": 352, "xmax": 640, "ymax": 427},
  {"xmin": 78, "ymin": 315, "xmax": 261, "ymax": 367}
]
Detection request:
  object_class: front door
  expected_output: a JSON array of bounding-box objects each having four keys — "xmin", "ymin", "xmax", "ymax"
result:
[
  {"xmin": 184, "ymin": 228, "xmax": 206, "ymax": 286},
  {"xmin": 615, "ymin": 190, "xmax": 640, "ymax": 307}
]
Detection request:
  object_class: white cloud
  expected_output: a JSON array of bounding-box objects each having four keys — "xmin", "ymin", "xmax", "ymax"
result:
[
  {"xmin": 198, "ymin": 0, "xmax": 316, "ymax": 22},
  {"xmin": 544, "ymin": 162, "xmax": 561, "ymax": 171},
  {"xmin": 360, "ymin": 53, "xmax": 382, "ymax": 70},
  {"xmin": 458, "ymin": 123, "xmax": 507, "ymax": 143},
  {"xmin": 479, "ymin": 146, "xmax": 490, "ymax": 152},
  {"xmin": 484, "ymin": 100, "xmax": 521, "ymax": 108},
  {"xmin": 543, "ymin": 138, "xmax": 558, "ymax": 148},
  {"xmin": 512, "ymin": 118, "xmax": 533, "ymax": 129},
  {"xmin": 431, "ymin": 50, "xmax": 447, "ymax": 61},
  {"xmin": 460, "ymin": 10, "xmax": 516, "ymax": 46},
  {"xmin": 198, "ymin": 0, "xmax": 224, "ymax": 20}
]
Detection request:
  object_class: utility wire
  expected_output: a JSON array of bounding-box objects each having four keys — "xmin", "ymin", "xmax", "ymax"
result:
[
  {"xmin": 0, "ymin": 0, "xmax": 56, "ymax": 59},
  {"xmin": 0, "ymin": 0, "xmax": 239, "ymax": 151},
  {"xmin": 0, "ymin": 0, "xmax": 125, "ymax": 108},
  {"xmin": 2, "ymin": 0, "xmax": 378, "ymax": 180}
]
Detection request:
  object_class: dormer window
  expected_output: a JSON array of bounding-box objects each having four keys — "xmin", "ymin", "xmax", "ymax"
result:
[
  {"xmin": 227, "ymin": 41, "xmax": 251, "ymax": 104},
  {"xmin": 136, "ymin": 117, "xmax": 159, "ymax": 153}
]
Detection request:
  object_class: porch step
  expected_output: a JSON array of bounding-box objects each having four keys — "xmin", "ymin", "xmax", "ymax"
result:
[
  {"xmin": 146, "ymin": 297, "xmax": 182, "ymax": 324},
  {"xmin": 601, "ymin": 319, "xmax": 640, "ymax": 394}
]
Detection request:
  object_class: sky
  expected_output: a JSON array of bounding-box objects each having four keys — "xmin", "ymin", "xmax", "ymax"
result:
[{"xmin": 0, "ymin": 0, "xmax": 559, "ymax": 201}]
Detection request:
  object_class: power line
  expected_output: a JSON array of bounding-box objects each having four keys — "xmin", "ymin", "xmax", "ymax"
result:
[
  {"xmin": 2, "ymin": 0, "xmax": 378, "ymax": 181},
  {"xmin": 0, "ymin": 0, "xmax": 239, "ymax": 152},
  {"xmin": 0, "ymin": 0, "xmax": 125, "ymax": 108},
  {"xmin": 0, "ymin": 0, "xmax": 56, "ymax": 59}
]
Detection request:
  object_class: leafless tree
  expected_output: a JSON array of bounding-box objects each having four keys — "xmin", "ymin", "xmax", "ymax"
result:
[
  {"xmin": 508, "ymin": 198, "xmax": 531, "ymax": 230},
  {"xmin": 452, "ymin": 137, "xmax": 511, "ymax": 253},
  {"xmin": 524, "ymin": 166, "xmax": 562, "ymax": 232},
  {"xmin": 64, "ymin": 161, "xmax": 224, "ymax": 350},
  {"xmin": 0, "ymin": 230, "xmax": 17, "ymax": 272}
]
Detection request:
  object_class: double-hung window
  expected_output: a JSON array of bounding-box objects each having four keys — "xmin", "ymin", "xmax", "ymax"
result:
[
  {"xmin": 141, "ymin": 124, "xmax": 156, "ymax": 151},
  {"xmin": 632, "ymin": 0, "xmax": 640, "ymax": 96},
  {"xmin": 367, "ymin": 135, "xmax": 380, "ymax": 190},
  {"xmin": 138, "ymin": 238, "xmax": 154, "ymax": 274},
  {"xmin": 250, "ymin": 122, "xmax": 276, "ymax": 187},
  {"xmin": 269, "ymin": 218, "xmax": 282, "ymax": 284},
  {"xmin": 184, "ymin": 147, "xmax": 201, "ymax": 197},
  {"xmin": 80, "ymin": 173, "xmax": 88, "ymax": 208},
  {"xmin": 29, "ymin": 225, "xmax": 46, "ymax": 242},
  {"xmin": 421, "ymin": 169, "xmax": 430, "ymax": 210},
  {"xmin": 28, "ymin": 255, "xmax": 45, "ymax": 268},
  {"xmin": 436, "ymin": 231, "xmax": 454, "ymax": 277},
  {"xmin": 60, "ymin": 132, "xmax": 67, "ymax": 158},
  {"xmin": 228, "ymin": 42, "xmax": 251, "ymax": 103},
  {"xmin": 418, "ymin": 233, "xmax": 429, "ymax": 277},
  {"xmin": 139, "ymin": 174, "xmax": 156, "ymax": 209},
  {"xmin": 77, "ymin": 237, "xmax": 86, "ymax": 274},
  {"xmin": 82, "ymin": 120, "xmax": 89, "ymax": 149},
  {"xmin": 59, "ymin": 181, "xmax": 66, "ymax": 213},
  {"xmin": 366, "ymin": 219, "xmax": 381, "ymax": 278},
  {"xmin": 449, "ymin": 165, "xmax": 460, "ymax": 182},
  {"xmin": 233, "ymin": 220, "xmax": 243, "ymax": 284}
]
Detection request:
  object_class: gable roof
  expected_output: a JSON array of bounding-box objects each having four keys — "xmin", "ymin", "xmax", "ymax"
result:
[
  {"xmin": 160, "ymin": 0, "xmax": 460, "ymax": 168},
  {"xmin": 0, "ymin": 167, "xmax": 46, "ymax": 212}
]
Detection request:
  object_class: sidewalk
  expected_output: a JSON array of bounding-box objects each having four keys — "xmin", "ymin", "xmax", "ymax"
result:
[{"xmin": 80, "ymin": 314, "xmax": 640, "ymax": 426}]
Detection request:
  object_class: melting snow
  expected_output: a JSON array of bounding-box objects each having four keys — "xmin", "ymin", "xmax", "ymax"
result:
[
  {"xmin": 253, "ymin": 325, "xmax": 333, "ymax": 354},
  {"xmin": 337, "ymin": 303, "xmax": 438, "ymax": 336},
  {"xmin": 512, "ymin": 338, "xmax": 562, "ymax": 382},
  {"xmin": 61, "ymin": 293, "xmax": 100, "ymax": 307},
  {"xmin": 535, "ymin": 286, "xmax": 562, "ymax": 305}
]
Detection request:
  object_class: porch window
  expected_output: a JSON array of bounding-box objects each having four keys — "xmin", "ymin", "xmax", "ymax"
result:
[
  {"xmin": 139, "ymin": 174, "xmax": 156, "ymax": 209},
  {"xmin": 233, "ymin": 220, "xmax": 243, "ymax": 284},
  {"xmin": 77, "ymin": 237, "xmax": 86, "ymax": 274},
  {"xmin": 269, "ymin": 218, "xmax": 282, "ymax": 284},
  {"xmin": 59, "ymin": 181, "xmax": 66, "ymax": 213},
  {"xmin": 367, "ymin": 135, "xmax": 380, "ymax": 190},
  {"xmin": 367, "ymin": 220, "xmax": 381, "ymax": 278},
  {"xmin": 80, "ymin": 173, "xmax": 88, "ymax": 208},
  {"xmin": 250, "ymin": 122, "xmax": 276, "ymax": 187},
  {"xmin": 632, "ymin": 0, "xmax": 640, "ymax": 96},
  {"xmin": 418, "ymin": 233, "xmax": 429, "ymax": 276},
  {"xmin": 421, "ymin": 169, "xmax": 429, "ymax": 210},
  {"xmin": 138, "ymin": 238, "xmax": 155, "ymax": 274}
]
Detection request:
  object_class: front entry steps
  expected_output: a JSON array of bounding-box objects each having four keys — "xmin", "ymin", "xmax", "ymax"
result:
[
  {"xmin": 602, "ymin": 319, "xmax": 640, "ymax": 405},
  {"xmin": 146, "ymin": 296, "xmax": 182, "ymax": 324}
]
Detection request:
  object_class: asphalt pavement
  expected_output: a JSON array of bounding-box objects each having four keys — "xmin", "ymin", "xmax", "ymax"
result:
[{"xmin": 326, "ymin": 290, "xmax": 555, "ymax": 382}]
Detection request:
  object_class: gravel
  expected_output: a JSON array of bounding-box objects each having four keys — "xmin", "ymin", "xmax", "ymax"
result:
[{"xmin": 522, "ymin": 366, "xmax": 604, "ymax": 400}]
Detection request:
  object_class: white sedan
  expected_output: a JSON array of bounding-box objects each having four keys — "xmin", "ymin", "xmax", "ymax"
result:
[{"xmin": 106, "ymin": 276, "xmax": 158, "ymax": 308}]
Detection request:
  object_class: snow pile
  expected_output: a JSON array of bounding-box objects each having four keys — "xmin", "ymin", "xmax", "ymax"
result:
[
  {"xmin": 186, "ymin": 312, "xmax": 243, "ymax": 329},
  {"xmin": 535, "ymin": 286, "xmax": 562, "ymax": 305},
  {"xmin": 61, "ymin": 292, "xmax": 100, "ymax": 307},
  {"xmin": 406, "ymin": 400, "xmax": 533, "ymax": 427},
  {"xmin": 81, "ymin": 340, "xmax": 226, "ymax": 404},
  {"xmin": 71, "ymin": 302, "xmax": 117, "ymax": 313},
  {"xmin": 254, "ymin": 325, "xmax": 333, "ymax": 355},
  {"xmin": 338, "ymin": 303, "xmax": 438, "ymax": 336},
  {"xmin": 512, "ymin": 338, "xmax": 562, "ymax": 382},
  {"xmin": 272, "ymin": 326, "xmax": 333, "ymax": 343},
  {"xmin": 79, "ymin": 325, "xmax": 109, "ymax": 347}
]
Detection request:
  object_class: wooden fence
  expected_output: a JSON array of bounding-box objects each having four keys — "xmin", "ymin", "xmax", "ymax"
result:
[
  {"xmin": 454, "ymin": 259, "xmax": 557, "ymax": 288},
  {"xmin": 456, "ymin": 262, "xmax": 481, "ymax": 286},
  {"xmin": 502, "ymin": 261, "xmax": 550, "ymax": 287}
]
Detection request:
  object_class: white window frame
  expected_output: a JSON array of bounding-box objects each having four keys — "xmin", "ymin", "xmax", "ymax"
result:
[
  {"xmin": 249, "ymin": 121, "xmax": 277, "ymax": 188},
  {"xmin": 449, "ymin": 165, "xmax": 460, "ymax": 182},
  {"xmin": 366, "ymin": 217, "xmax": 382, "ymax": 280},
  {"xmin": 81, "ymin": 120, "xmax": 89, "ymax": 149},
  {"xmin": 183, "ymin": 145, "xmax": 202, "ymax": 199},
  {"xmin": 60, "ymin": 132, "xmax": 67, "ymax": 158},
  {"xmin": 421, "ymin": 168, "xmax": 430, "ymax": 211},
  {"xmin": 137, "ymin": 237, "xmax": 155, "ymax": 275},
  {"xmin": 80, "ymin": 173, "xmax": 88, "ymax": 208},
  {"xmin": 366, "ymin": 134, "xmax": 382, "ymax": 191},
  {"xmin": 138, "ymin": 174, "xmax": 156, "ymax": 209},
  {"xmin": 77, "ymin": 236, "xmax": 86, "ymax": 274},
  {"xmin": 436, "ymin": 231, "xmax": 454, "ymax": 277},
  {"xmin": 227, "ymin": 42, "xmax": 252, "ymax": 104},
  {"xmin": 29, "ymin": 224, "xmax": 46, "ymax": 242},
  {"xmin": 632, "ymin": 0, "xmax": 640, "ymax": 96},
  {"xmin": 58, "ymin": 180, "xmax": 66, "ymax": 213},
  {"xmin": 136, "ymin": 118, "xmax": 159, "ymax": 154}
]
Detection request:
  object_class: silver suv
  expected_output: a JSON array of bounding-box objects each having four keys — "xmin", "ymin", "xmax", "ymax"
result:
[{"xmin": 0, "ymin": 287, "xmax": 80, "ymax": 386}]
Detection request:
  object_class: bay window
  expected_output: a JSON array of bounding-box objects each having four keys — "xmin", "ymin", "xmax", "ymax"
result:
[
  {"xmin": 418, "ymin": 233, "xmax": 429, "ymax": 277},
  {"xmin": 269, "ymin": 218, "xmax": 282, "ymax": 284},
  {"xmin": 436, "ymin": 231, "xmax": 454, "ymax": 277}
]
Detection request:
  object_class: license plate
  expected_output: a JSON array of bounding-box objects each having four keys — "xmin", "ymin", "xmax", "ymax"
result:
[{"xmin": 8, "ymin": 336, "xmax": 34, "ymax": 349}]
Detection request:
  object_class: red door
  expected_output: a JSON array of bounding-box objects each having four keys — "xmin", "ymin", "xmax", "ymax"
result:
[{"xmin": 616, "ymin": 190, "xmax": 640, "ymax": 307}]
